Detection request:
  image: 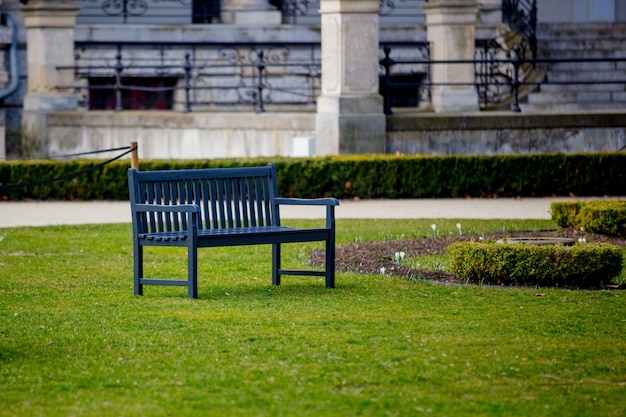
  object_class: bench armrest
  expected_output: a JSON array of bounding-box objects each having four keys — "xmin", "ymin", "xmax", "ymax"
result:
[
  {"xmin": 274, "ymin": 198, "xmax": 338, "ymax": 229},
  {"xmin": 131, "ymin": 204, "xmax": 201, "ymax": 235},
  {"xmin": 274, "ymin": 197, "xmax": 339, "ymax": 207}
]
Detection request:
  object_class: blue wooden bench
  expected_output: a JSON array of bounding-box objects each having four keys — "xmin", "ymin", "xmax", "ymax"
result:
[{"xmin": 128, "ymin": 163, "xmax": 339, "ymax": 298}]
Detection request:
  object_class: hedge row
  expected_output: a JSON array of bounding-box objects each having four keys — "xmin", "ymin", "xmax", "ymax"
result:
[
  {"xmin": 447, "ymin": 241, "xmax": 623, "ymax": 288},
  {"xmin": 551, "ymin": 200, "xmax": 626, "ymax": 237},
  {"xmin": 1, "ymin": 152, "xmax": 625, "ymax": 201}
]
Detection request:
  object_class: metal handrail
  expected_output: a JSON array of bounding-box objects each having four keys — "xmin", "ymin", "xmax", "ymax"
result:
[
  {"xmin": 58, "ymin": 40, "xmax": 626, "ymax": 114},
  {"xmin": 380, "ymin": 47, "xmax": 626, "ymax": 113},
  {"xmin": 58, "ymin": 42, "xmax": 322, "ymax": 113}
]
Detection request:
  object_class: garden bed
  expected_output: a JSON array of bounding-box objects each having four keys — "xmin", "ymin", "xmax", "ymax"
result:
[{"xmin": 312, "ymin": 228, "xmax": 626, "ymax": 288}]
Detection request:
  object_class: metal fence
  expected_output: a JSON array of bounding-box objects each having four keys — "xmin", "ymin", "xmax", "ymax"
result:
[
  {"xmin": 61, "ymin": 41, "xmax": 323, "ymax": 112},
  {"xmin": 380, "ymin": 43, "xmax": 626, "ymax": 114},
  {"xmin": 59, "ymin": 37, "xmax": 626, "ymax": 115}
]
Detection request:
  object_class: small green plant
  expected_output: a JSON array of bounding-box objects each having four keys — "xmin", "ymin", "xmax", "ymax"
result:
[
  {"xmin": 393, "ymin": 251, "xmax": 406, "ymax": 265},
  {"xmin": 406, "ymin": 253, "xmax": 450, "ymax": 272}
]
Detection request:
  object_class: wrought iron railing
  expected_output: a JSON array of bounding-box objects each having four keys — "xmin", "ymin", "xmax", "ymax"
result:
[
  {"xmin": 379, "ymin": 45, "xmax": 626, "ymax": 114},
  {"xmin": 59, "ymin": 42, "xmax": 322, "ymax": 112},
  {"xmin": 501, "ymin": 0, "xmax": 537, "ymax": 59},
  {"xmin": 59, "ymin": 38, "xmax": 626, "ymax": 114}
]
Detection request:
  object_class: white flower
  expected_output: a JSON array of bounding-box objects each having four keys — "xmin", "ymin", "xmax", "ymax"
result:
[
  {"xmin": 578, "ymin": 237, "xmax": 587, "ymax": 243},
  {"xmin": 380, "ymin": 267, "xmax": 386, "ymax": 275},
  {"xmin": 394, "ymin": 251, "xmax": 406, "ymax": 264},
  {"xmin": 456, "ymin": 223, "xmax": 462, "ymax": 235},
  {"xmin": 431, "ymin": 224, "xmax": 437, "ymax": 236}
]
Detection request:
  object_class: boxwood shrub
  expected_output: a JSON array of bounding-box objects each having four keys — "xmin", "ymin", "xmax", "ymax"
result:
[
  {"xmin": 447, "ymin": 240, "xmax": 623, "ymax": 288},
  {"xmin": 551, "ymin": 200, "xmax": 626, "ymax": 237},
  {"xmin": 1, "ymin": 152, "xmax": 625, "ymax": 201}
]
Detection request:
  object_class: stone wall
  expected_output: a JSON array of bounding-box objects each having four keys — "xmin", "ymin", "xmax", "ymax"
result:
[
  {"xmin": 46, "ymin": 111, "xmax": 316, "ymax": 159},
  {"xmin": 387, "ymin": 110, "xmax": 626, "ymax": 155},
  {"xmin": 44, "ymin": 109, "xmax": 626, "ymax": 159}
]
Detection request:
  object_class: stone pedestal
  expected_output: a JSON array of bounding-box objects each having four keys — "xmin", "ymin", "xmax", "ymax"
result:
[
  {"xmin": 476, "ymin": 0, "xmax": 506, "ymax": 38},
  {"xmin": 423, "ymin": 0, "xmax": 480, "ymax": 113},
  {"xmin": 221, "ymin": 0, "xmax": 282, "ymax": 25},
  {"xmin": 21, "ymin": 0, "xmax": 80, "ymax": 153},
  {"xmin": 315, "ymin": 0, "xmax": 386, "ymax": 155}
]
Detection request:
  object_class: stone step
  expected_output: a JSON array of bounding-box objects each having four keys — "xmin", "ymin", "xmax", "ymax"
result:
[
  {"xmin": 520, "ymin": 101, "xmax": 626, "ymax": 113},
  {"xmin": 547, "ymin": 70, "xmax": 626, "ymax": 83},
  {"xmin": 538, "ymin": 49, "xmax": 626, "ymax": 59},
  {"xmin": 526, "ymin": 91, "xmax": 626, "ymax": 105},
  {"xmin": 537, "ymin": 22, "xmax": 626, "ymax": 40},
  {"xmin": 539, "ymin": 83, "xmax": 624, "ymax": 93},
  {"xmin": 525, "ymin": 22, "xmax": 626, "ymax": 112},
  {"xmin": 612, "ymin": 92, "xmax": 626, "ymax": 102},
  {"xmin": 548, "ymin": 61, "xmax": 620, "ymax": 72},
  {"xmin": 527, "ymin": 92, "xmax": 577, "ymax": 104},
  {"xmin": 538, "ymin": 31, "xmax": 626, "ymax": 42},
  {"xmin": 540, "ymin": 39, "xmax": 626, "ymax": 52}
]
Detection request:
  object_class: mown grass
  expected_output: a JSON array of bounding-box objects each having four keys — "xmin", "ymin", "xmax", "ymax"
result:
[{"xmin": 1, "ymin": 219, "xmax": 625, "ymax": 417}]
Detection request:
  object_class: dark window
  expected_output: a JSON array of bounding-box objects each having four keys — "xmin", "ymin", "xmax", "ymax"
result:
[
  {"xmin": 379, "ymin": 73, "xmax": 426, "ymax": 108},
  {"xmin": 88, "ymin": 77, "xmax": 178, "ymax": 110},
  {"xmin": 193, "ymin": 0, "xmax": 221, "ymax": 23}
]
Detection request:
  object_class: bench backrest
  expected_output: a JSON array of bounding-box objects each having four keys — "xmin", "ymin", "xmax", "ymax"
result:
[{"xmin": 128, "ymin": 163, "xmax": 280, "ymax": 234}]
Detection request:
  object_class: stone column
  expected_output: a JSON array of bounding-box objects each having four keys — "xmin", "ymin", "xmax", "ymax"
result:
[
  {"xmin": 21, "ymin": 0, "xmax": 80, "ymax": 152},
  {"xmin": 315, "ymin": 0, "xmax": 385, "ymax": 155},
  {"xmin": 423, "ymin": 0, "xmax": 480, "ymax": 113},
  {"xmin": 221, "ymin": 0, "xmax": 282, "ymax": 24},
  {"xmin": 476, "ymin": 0, "xmax": 505, "ymax": 38}
]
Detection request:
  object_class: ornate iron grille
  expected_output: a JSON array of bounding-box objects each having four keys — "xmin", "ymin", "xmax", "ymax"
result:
[{"xmin": 501, "ymin": 0, "xmax": 537, "ymax": 59}]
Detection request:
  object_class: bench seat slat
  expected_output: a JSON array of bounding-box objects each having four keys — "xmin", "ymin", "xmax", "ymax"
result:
[{"xmin": 138, "ymin": 226, "xmax": 330, "ymax": 245}]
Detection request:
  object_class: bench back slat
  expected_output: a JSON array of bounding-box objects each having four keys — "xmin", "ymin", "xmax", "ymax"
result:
[{"xmin": 128, "ymin": 164, "xmax": 280, "ymax": 235}]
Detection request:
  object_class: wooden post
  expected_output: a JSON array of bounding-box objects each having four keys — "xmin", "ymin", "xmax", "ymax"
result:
[{"xmin": 130, "ymin": 141, "xmax": 139, "ymax": 171}]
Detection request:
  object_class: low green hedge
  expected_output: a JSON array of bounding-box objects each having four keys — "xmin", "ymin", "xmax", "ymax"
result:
[
  {"xmin": 447, "ymin": 241, "xmax": 623, "ymax": 288},
  {"xmin": 1, "ymin": 152, "xmax": 625, "ymax": 201},
  {"xmin": 551, "ymin": 200, "xmax": 626, "ymax": 237}
]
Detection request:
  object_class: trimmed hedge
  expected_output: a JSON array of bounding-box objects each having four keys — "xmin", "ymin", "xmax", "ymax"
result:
[
  {"xmin": 447, "ymin": 240, "xmax": 623, "ymax": 288},
  {"xmin": 551, "ymin": 200, "xmax": 626, "ymax": 237},
  {"xmin": 1, "ymin": 152, "xmax": 625, "ymax": 201}
]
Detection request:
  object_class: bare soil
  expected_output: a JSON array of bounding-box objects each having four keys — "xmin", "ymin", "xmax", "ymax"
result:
[{"xmin": 311, "ymin": 228, "xmax": 626, "ymax": 287}]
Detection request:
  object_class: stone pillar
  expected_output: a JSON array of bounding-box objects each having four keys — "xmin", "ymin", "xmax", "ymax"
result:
[
  {"xmin": 423, "ymin": 0, "xmax": 480, "ymax": 113},
  {"xmin": 315, "ymin": 0, "xmax": 385, "ymax": 155},
  {"xmin": 476, "ymin": 0, "xmax": 505, "ymax": 38},
  {"xmin": 221, "ymin": 0, "xmax": 282, "ymax": 24},
  {"xmin": 21, "ymin": 0, "xmax": 80, "ymax": 153}
]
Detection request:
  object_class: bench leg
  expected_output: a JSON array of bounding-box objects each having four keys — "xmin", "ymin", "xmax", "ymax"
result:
[
  {"xmin": 325, "ymin": 238, "xmax": 335, "ymax": 289},
  {"xmin": 272, "ymin": 243, "xmax": 281, "ymax": 286},
  {"xmin": 188, "ymin": 242, "xmax": 198, "ymax": 299},
  {"xmin": 134, "ymin": 240, "xmax": 143, "ymax": 296}
]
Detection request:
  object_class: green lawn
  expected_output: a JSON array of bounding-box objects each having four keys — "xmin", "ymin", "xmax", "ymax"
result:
[{"xmin": 1, "ymin": 219, "xmax": 625, "ymax": 417}]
